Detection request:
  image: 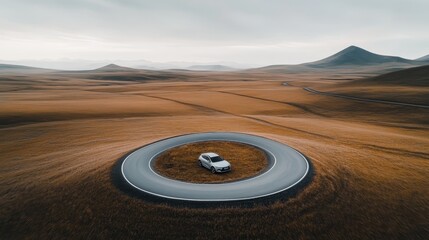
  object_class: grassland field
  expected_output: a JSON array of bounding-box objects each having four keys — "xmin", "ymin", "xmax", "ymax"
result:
[{"xmin": 0, "ymin": 70, "xmax": 428, "ymax": 239}]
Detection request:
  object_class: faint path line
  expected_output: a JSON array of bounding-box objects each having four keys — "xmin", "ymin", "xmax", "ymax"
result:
[
  {"xmin": 216, "ymin": 90, "xmax": 328, "ymax": 117},
  {"xmin": 139, "ymin": 93, "xmax": 332, "ymax": 139},
  {"xmin": 304, "ymin": 87, "xmax": 429, "ymax": 109},
  {"xmin": 361, "ymin": 143, "xmax": 429, "ymax": 160},
  {"xmin": 90, "ymin": 90, "xmax": 427, "ymax": 159}
]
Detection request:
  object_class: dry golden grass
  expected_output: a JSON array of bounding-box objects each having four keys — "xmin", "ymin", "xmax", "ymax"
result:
[
  {"xmin": 154, "ymin": 141, "xmax": 268, "ymax": 183},
  {"xmin": 0, "ymin": 70, "xmax": 428, "ymax": 239}
]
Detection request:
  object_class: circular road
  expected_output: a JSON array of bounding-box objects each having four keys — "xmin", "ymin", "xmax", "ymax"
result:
[{"xmin": 121, "ymin": 132, "xmax": 309, "ymax": 202}]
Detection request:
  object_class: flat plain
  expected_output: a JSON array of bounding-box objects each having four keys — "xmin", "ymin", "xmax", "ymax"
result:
[{"xmin": 0, "ymin": 67, "xmax": 428, "ymax": 239}]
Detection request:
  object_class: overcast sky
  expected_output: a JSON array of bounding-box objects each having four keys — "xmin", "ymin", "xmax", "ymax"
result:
[{"xmin": 1, "ymin": 0, "xmax": 428, "ymax": 65}]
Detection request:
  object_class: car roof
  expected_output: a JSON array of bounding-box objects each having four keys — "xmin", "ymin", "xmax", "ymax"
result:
[{"xmin": 203, "ymin": 152, "xmax": 219, "ymax": 157}]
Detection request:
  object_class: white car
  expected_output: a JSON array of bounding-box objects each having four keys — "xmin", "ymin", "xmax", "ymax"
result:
[{"xmin": 198, "ymin": 152, "xmax": 231, "ymax": 173}]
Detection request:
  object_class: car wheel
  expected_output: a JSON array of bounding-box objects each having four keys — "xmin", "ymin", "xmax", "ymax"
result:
[
  {"xmin": 198, "ymin": 161, "xmax": 202, "ymax": 167},
  {"xmin": 211, "ymin": 167, "xmax": 216, "ymax": 174}
]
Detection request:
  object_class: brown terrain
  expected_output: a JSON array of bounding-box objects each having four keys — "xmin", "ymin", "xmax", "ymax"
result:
[
  {"xmin": 0, "ymin": 65, "xmax": 428, "ymax": 239},
  {"xmin": 154, "ymin": 141, "xmax": 268, "ymax": 183}
]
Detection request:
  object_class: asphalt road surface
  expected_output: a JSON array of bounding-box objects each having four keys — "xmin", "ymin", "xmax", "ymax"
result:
[{"xmin": 121, "ymin": 132, "xmax": 309, "ymax": 202}]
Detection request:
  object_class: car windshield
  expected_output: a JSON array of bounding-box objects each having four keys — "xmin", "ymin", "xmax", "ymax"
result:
[{"xmin": 210, "ymin": 156, "xmax": 224, "ymax": 162}]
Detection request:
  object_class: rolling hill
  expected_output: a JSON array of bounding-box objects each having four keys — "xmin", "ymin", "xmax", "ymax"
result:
[
  {"xmin": 186, "ymin": 65, "xmax": 236, "ymax": 71},
  {"xmin": 0, "ymin": 63, "xmax": 55, "ymax": 74},
  {"xmin": 305, "ymin": 45, "xmax": 415, "ymax": 67},
  {"xmin": 93, "ymin": 64, "xmax": 138, "ymax": 72},
  {"xmin": 361, "ymin": 64, "xmax": 429, "ymax": 86},
  {"xmin": 254, "ymin": 46, "xmax": 428, "ymax": 74},
  {"xmin": 416, "ymin": 54, "xmax": 429, "ymax": 62}
]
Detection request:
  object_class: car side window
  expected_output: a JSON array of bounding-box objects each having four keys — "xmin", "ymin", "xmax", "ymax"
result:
[{"xmin": 203, "ymin": 155, "xmax": 209, "ymax": 161}]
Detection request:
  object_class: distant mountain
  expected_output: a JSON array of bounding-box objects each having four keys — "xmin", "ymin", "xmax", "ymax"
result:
[
  {"xmin": 361, "ymin": 64, "xmax": 429, "ymax": 86},
  {"xmin": 305, "ymin": 46, "xmax": 414, "ymax": 67},
  {"xmin": 416, "ymin": 54, "xmax": 429, "ymax": 62},
  {"xmin": 251, "ymin": 45, "xmax": 427, "ymax": 74},
  {"xmin": 94, "ymin": 64, "xmax": 138, "ymax": 72},
  {"xmin": 0, "ymin": 63, "xmax": 54, "ymax": 74},
  {"xmin": 186, "ymin": 65, "xmax": 236, "ymax": 71}
]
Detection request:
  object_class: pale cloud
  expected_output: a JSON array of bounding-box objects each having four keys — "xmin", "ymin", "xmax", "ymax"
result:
[{"xmin": 0, "ymin": 0, "xmax": 428, "ymax": 65}]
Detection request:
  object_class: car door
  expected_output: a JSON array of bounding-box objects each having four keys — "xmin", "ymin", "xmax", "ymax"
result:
[{"xmin": 202, "ymin": 155, "xmax": 210, "ymax": 168}]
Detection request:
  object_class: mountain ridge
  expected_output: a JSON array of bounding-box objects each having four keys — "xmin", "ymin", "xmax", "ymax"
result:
[
  {"xmin": 94, "ymin": 64, "xmax": 137, "ymax": 72},
  {"xmin": 416, "ymin": 54, "xmax": 429, "ymax": 62},
  {"xmin": 362, "ymin": 64, "xmax": 429, "ymax": 86},
  {"xmin": 304, "ymin": 45, "xmax": 414, "ymax": 67},
  {"xmin": 252, "ymin": 45, "xmax": 428, "ymax": 74},
  {"xmin": 0, "ymin": 63, "xmax": 54, "ymax": 74},
  {"xmin": 186, "ymin": 64, "xmax": 236, "ymax": 71}
]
